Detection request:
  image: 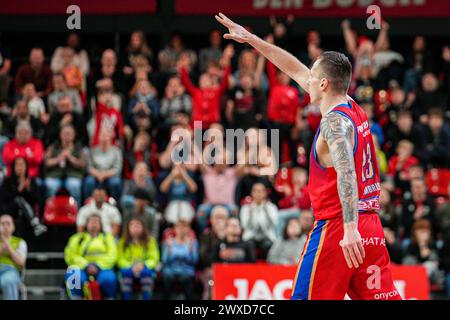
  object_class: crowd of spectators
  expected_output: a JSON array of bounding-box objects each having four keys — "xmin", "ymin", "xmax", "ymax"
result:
[{"xmin": 0, "ymin": 16, "xmax": 449, "ymax": 300}]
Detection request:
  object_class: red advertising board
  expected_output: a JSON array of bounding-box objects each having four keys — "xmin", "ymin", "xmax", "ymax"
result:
[
  {"xmin": 0, "ymin": 0, "xmax": 157, "ymax": 15},
  {"xmin": 175, "ymin": 0, "xmax": 449, "ymax": 17},
  {"xmin": 212, "ymin": 263, "xmax": 430, "ymax": 300}
]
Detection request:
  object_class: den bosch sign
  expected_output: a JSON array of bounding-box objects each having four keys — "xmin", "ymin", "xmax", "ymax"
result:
[{"xmin": 175, "ymin": 0, "xmax": 447, "ymax": 17}]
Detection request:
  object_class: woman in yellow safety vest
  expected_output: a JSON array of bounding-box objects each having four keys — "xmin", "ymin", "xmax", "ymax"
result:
[
  {"xmin": 64, "ymin": 214, "xmax": 117, "ymax": 299},
  {"xmin": 117, "ymin": 217, "xmax": 159, "ymax": 300}
]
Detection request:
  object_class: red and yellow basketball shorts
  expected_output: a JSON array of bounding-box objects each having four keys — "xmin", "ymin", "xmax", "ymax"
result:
[{"xmin": 290, "ymin": 213, "xmax": 402, "ymax": 300}]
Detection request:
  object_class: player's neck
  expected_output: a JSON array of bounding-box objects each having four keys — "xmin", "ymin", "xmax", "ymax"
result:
[{"xmin": 319, "ymin": 93, "xmax": 349, "ymax": 116}]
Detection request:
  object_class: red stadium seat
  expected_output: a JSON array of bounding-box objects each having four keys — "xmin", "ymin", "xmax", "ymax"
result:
[
  {"xmin": 426, "ymin": 168, "xmax": 450, "ymax": 197},
  {"xmin": 43, "ymin": 195, "xmax": 78, "ymax": 225}
]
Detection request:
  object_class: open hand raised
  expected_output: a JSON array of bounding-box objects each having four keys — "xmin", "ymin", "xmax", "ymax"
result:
[{"xmin": 215, "ymin": 12, "xmax": 252, "ymax": 44}]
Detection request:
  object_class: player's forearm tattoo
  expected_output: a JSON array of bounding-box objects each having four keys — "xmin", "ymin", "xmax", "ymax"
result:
[{"xmin": 320, "ymin": 112, "xmax": 358, "ymax": 224}]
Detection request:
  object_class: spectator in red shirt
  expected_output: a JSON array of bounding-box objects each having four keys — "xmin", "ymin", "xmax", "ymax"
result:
[
  {"xmin": 276, "ymin": 167, "xmax": 311, "ymax": 236},
  {"xmin": 179, "ymin": 45, "xmax": 233, "ymax": 130},
  {"xmin": 14, "ymin": 48, "xmax": 53, "ymax": 98},
  {"xmin": 2, "ymin": 122, "xmax": 44, "ymax": 180},
  {"xmin": 92, "ymin": 89, "xmax": 124, "ymax": 146},
  {"xmin": 388, "ymin": 139, "xmax": 420, "ymax": 200},
  {"xmin": 388, "ymin": 139, "xmax": 420, "ymax": 179},
  {"xmin": 123, "ymin": 131, "xmax": 152, "ymax": 180}
]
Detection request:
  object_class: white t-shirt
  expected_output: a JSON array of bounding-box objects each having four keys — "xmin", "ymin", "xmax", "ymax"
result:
[
  {"xmin": 27, "ymin": 97, "xmax": 46, "ymax": 118},
  {"xmin": 76, "ymin": 201, "xmax": 121, "ymax": 234}
]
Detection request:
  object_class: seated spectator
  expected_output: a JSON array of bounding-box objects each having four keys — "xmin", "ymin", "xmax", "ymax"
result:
[
  {"xmin": 232, "ymin": 49, "xmax": 269, "ymax": 93},
  {"xmin": 2, "ymin": 122, "xmax": 44, "ymax": 180},
  {"xmin": 44, "ymin": 124, "xmax": 85, "ymax": 206},
  {"xmin": 388, "ymin": 139, "xmax": 420, "ymax": 198},
  {"xmin": 21, "ymin": 83, "xmax": 48, "ymax": 123},
  {"xmin": 394, "ymin": 164, "xmax": 424, "ymax": 199},
  {"xmin": 158, "ymin": 33, "xmax": 185, "ymax": 75},
  {"xmin": 47, "ymin": 73, "xmax": 82, "ymax": 114},
  {"xmin": 198, "ymin": 206, "xmax": 228, "ymax": 299},
  {"xmin": 160, "ymin": 165, "xmax": 197, "ymax": 225},
  {"xmin": 388, "ymin": 140, "xmax": 419, "ymax": 178},
  {"xmin": 3, "ymin": 99, "xmax": 44, "ymax": 140},
  {"xmin": 298, "ymin": 209, "xmax": 314, "ymax": 236},
  {"xmin": 276, "ymin": 167, "xmax": 311, "ymax": 236},
  {"xmin": 117, "ymin": 217, "xmax": 160, "ymax": 300},
  {"xmin": 127, "ymin": 79, "xmax": 159, "ymax": 133},
  {"xmin": 91, "ymin": 88, "xmax": 124, "ymax": 146},
  {"xmin": 198, "ymin": 29, "xmax": 223, "ymax": 73},
  {"xmin": 159, "ymin": 76, "xmax": 192, "ymax": 127},
  {"xmin": 0, "ymin": 214, "xmax": 27, "ymax": 300},
  {"xmin": 385, "ymin": 110, "xmax": 425, "ymax": 159},
  {"xmin": 178, "ymin": 45, "xmax": 233, "ymax": 129},
  {"xmin": 58, "ymin": 47, "xmax": 83, "ymax": 92},
  {"xmin": 76, "ymin": 187, "xmax": 121, "ymax": 237},
  {"xmin": 412, "ymin": 72, "xmax": 448, "ymax": 123},
  {"xmin": 423, "ymin": 108, "xmax": 450, "ymax": 168},
  {"xmin": 64, "ymin": 214, "xmax": 118, "ymax": 300},
  {"xmin": 240, "ymin": 182, "xmax": 278, "ymax": 259},
  {"xmin": 122, "ymin": 188, "xmax": 159, "ymax": 241},
  {"xmin": 91, "ymin": 49, "xmax": 125, "ymax": 96},
  {"xmin": 404, "ymin": 36, "xmax": 434, "ymax": 94},
  {"xmin": 46, "ymin": 95, "xmax": 86, "ymax": 146},
  {"xmin": 225, "ymin": 70, "xmax": 264, "ymax": 131},
  {"xmin": 14, "ymin": 48, "xmax": 52, "ymax": 98},
  {"xmin": 267, "ymin": 217, "xmax": 306, "ymax": 265},
  {"xmin": 51, "ymin": 32, "xmax": 90, "ymax": 78},
  {"xmin": 121, "ymin": 162, "xmax": 155, "ymax": 215},
  {"xmin": 400, "ymin": 178, "xmax": 438, "ymax": 240},
  {"xmin": 157, "ymin": 124, "xmax": 198, "ymax": 173},
  {"xmin": 213, "ymin": 216, "xmax": 256, "ymax": 264},
  {"xmin": 383, "ymin": 226, "xmax": 403, "ymax": 265},
  {"xmin": 0, "ymin": 157, "xmax": 46, "ymax": 237},
  {"xmin": 403, "ymin": 219, "xmax": 441, "ymax": 287},
  {"xmin": 123, "ymin": 131, "xmax": 153, "ymax": 180},
  {"xmin": 122, "ymin": 30, "xmax": 154, "ymax": 77},
  {"xmin": 84, "ymin": 128, "xmax": 123, "ymax": 200},
  {"xmin": 196, "ymin": 150, "xmax": 239, "ymax": 232},
  {"xmin": 161, "ymin": 218, "xmax": 199, "ymax": 300},
  {"xmin": 235, "ymin": 128, "xmax": 278, "ymax": 202}
]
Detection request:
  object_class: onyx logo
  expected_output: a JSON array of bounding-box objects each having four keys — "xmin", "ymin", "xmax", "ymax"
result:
[
  {"xmin": 366, "ymin": 5, "xmax": 381, "ymax": 30},
  {"xmin": 66, "ymin": 5, "xmax": 81, "ymax": 30}
]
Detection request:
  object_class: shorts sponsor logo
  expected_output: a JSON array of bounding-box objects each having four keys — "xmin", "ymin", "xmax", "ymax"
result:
[
  {"xmin": 361, "ymin": 237, "xmax": 386, "ymax": 247},
  {"xmin": 374, "ymin": 290, "xmax": 400, "ymax": 300}
]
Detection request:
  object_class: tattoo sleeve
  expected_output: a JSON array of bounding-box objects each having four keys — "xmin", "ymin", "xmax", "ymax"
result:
[{"xmin": 320, "ymin": 112, "xmax": 358, "ymax": 225}]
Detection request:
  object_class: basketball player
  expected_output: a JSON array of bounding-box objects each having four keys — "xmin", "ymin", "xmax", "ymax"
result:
[{"xmin": 216, "ymin": 13, "xmax": 401, "ymax": 300}]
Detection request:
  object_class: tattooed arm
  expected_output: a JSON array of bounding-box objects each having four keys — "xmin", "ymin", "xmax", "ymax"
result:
[{"xmin": 320, "ymin": 111, "xmax": 365, "ymax": 269}]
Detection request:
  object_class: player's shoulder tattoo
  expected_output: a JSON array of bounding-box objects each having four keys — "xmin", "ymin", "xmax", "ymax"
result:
[{"xmin": 320, "ymin": 111, "xmax": 354, "ymax": 145}]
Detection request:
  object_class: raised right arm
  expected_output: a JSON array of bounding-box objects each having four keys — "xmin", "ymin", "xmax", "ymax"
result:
[{"xmin": 215, "ymin": 13, "xmax": 310, "ymax": 93}]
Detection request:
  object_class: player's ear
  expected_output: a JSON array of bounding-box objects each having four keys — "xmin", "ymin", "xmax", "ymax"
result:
[{"xmin": 320, "ymin": 78, "xmax": 328, "ymax": 91}]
